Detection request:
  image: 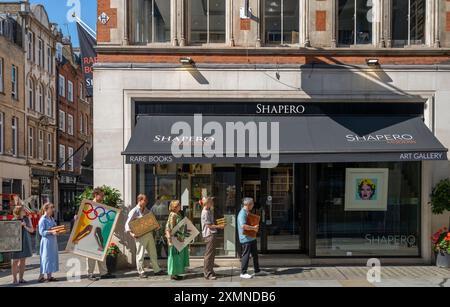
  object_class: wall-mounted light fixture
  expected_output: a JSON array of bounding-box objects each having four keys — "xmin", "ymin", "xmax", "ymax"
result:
[
  {"xmin": 179, "ymin": 57, "xmax": 194, "ymax": 65},
  {"xmin": 366, "ymin": 59, "xmax": 380, "ymax": 66}
]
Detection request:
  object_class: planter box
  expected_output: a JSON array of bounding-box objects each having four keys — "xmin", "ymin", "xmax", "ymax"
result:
[{"xmin": 436, "ymin": 253, "xmax": 450, "ymax": 268}]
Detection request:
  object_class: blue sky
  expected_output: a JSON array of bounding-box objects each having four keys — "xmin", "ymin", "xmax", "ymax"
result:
[{"xmin": 1, "ymin": 0, "xmax": 97, "ymax": 47}]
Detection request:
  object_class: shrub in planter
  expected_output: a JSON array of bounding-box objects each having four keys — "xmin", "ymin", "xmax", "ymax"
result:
[{"xmin": 431, "ymin": 227, "xmax": 450, "ymax": 268}]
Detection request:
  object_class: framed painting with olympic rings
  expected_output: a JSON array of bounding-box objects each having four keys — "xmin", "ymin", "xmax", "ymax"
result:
[{"xmin": 66, "ymin": 199, "xmax": 121, "ymax": 261}]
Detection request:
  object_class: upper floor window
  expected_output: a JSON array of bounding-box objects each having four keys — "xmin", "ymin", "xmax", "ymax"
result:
[
  {"xmin": 27, "ymin": 31, "xmax": 34, "ymax": 61},
  {"xmin": 11, "ymin": 65, "xmax": 18, "ymax": 100},
  {"xmin": 59, "ymin": 144, "xmax": 65, "ymax": 170},
  {"xmin": 190, "ymin": 0, "xmax": 226, "ymax": 44},
  {"xmin": 46, "ymin": 89, "xmax": 53, "ymax": 117},
  {"xmin": 67, "ymin": 114, "xmax": 74, "ymax": 135},
  {"xmin": 38, "ymin": 130, "xmax": 44, "ymax": 160},
  {"xmin": 38, "ymin": 84, "xmax": 44, "ymax": 113},
  {"xmin": 68, "ymin": 80, "xmax": 74, "ymax": 102},
  {"xmin": 392, "ymin": 0, "xmax": 425, "ymax": 47},
  {"xmin": 47, "ymin": 45, "xmax": 53, "ymax": 73},
  {"xmin": 58, "ymin": 74, "xmax": 65, "ymax": 97},
  {"xmin": 28, "ymin": 127, "xmax": 34, "ymax": 158},
  {"xmin": 46, "ymin": 132, "xmax": 52, "ymax": 161},
  {"xmin": 68, "ymin": 147, "xmax": 74, "ymax": 171},
  {"xmin": 11, "ymin": 116, "xmax": 18, "ymax": 156},
  {"xmin": 59, "ymin": 110, "xmax": 65, "ymax": 131},
  {"xmin": 27, "ymin": 77, "xmax": 35, "ymax": 110},
  {"xmin": 129, "ymin": 0, "xmax": 171, "ymax": 44},
  {"xmin": 338, "ymin": 0, "xmax": 373, "ymax": 46},
  {"xmin": 38, "ymin": 38, "xmax": 44, "ymax": 67},
  {"xmin": 0, "ymin": 112, "xmax": 4, "ymax": 154},
  {"xmin": 263, "ymin": 0, "xmax": 299, "ymax": 45}
]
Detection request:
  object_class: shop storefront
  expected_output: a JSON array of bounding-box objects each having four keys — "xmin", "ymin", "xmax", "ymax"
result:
[
  {"xmin": 122, "ymin": 101, "xmax": 447, "ymax": 258},
  {"xmin": 30, "ymin": 168, "xmax": 56, "ymax": 210}
]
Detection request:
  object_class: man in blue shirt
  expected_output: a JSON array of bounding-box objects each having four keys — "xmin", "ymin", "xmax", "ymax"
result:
[{"xmin": 237, "ymin": 197, "xmax": 266, "ymax": 279}]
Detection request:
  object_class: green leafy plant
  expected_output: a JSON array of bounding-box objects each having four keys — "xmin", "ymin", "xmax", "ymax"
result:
[
  {"xmin": 106, "ymin": 243, "xmax": 121, "ymax": 257},
  {"xmin": 431, "ymin": 227, "xmax": 450, "ymax": 254},
  {"xmin": 75, "ymin": 185, "xmax": 123, "ymax": 209},
  {"xmin": 430, "ymin": 179, "xmax": 450, "ymax": 215}
]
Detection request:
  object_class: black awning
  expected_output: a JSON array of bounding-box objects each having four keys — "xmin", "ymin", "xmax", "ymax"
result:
[{"xmin": 122, "ymin": 115, "xmax": 448, "ymax": 164}]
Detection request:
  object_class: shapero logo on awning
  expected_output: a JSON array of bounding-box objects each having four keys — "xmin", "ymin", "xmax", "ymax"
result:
[
  {"xmin": 346, "ymin": 134, "xmax": 416, "ymax": 144},
  {"xmin": 170, "ymin": 114, "xmax": 280, "ymax": 168}
]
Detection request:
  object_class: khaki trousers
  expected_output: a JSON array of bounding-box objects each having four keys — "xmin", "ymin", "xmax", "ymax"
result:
[
  {"xmin": 136, "ymin": 232, "xmax": 161, "ymax": 275},
  {"xmin": 203, "ymin": 235, "xmax": 217, "ymax": 278},
  {"xmin": 87, "ymin": 258, "xmax": 107, "ymax": 275}
]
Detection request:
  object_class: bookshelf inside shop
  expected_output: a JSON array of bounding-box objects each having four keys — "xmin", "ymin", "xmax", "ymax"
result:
[{"xmin": 269, "ymin": 168, "xmax": 293, "ymax": 225}]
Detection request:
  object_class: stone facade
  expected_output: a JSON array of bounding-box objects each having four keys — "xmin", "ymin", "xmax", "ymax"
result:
[
  {"xmin": 94, "ymin": 0, "xmax": 450, "ymax": 265},
  {"xmin": 0, "ymin": 21, "xmax": 28, "ymax": 202}
]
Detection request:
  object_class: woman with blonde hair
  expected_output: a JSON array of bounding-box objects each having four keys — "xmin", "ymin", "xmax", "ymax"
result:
[
  {"xmin": 165, "ymin": 200, "xmax": 190, "ymax": 280},
  {"xmin": 11, "ymin": 205, "xmax": 34, "ymax": 284},
  {"xmin": 38, "ymin": 203, "xmax": 60, "ymax": 283}
]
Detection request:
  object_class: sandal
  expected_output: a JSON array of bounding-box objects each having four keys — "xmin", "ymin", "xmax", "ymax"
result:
[{"xmin": 38, "ymin": 277, "xmax": 46, "ymax": 283}]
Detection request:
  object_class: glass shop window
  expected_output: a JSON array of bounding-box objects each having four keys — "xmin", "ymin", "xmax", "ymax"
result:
[
  {"xmin": 338, "ymin": 0, "xmax": 373, "ymax": 46},
  {"xmin": 316, "ymin": 162, "xmax": 421, "ymax": 257},
  {"xmin": 264, "ymin": 0, "xmax": 299, "ymax": 45},
  {"xmin": 129, "ymin": 0, "xmax": 171, "ymax": 44}
]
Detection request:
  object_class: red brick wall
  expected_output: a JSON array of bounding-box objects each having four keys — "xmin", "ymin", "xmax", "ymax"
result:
[{"xmin": 97, "ymin": 0, "xmax": 117, "ymax": 43}]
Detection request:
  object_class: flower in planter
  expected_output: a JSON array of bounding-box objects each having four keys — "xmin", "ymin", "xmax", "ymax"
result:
[
  {"xmin": 432, "ymin": 226, "xmax": 450, "ymax": 254},
  {"xmin": 106, "ymin": 243, "xmax": 121, "ymax": 257}
]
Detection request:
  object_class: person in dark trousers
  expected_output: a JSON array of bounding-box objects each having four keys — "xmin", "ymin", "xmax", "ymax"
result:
[
  {"xmin": 237, "ymin": 197, "xmax": 268, "ymax": 279},
  {"xmin": 200, "ymin": 197, "xmax": 224, "ymax": 280}
]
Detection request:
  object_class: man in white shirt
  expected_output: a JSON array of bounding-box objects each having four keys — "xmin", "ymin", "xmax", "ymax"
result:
[{"xmin": 126, "ymin": 194, "xmax": 164, "ymax": 278}]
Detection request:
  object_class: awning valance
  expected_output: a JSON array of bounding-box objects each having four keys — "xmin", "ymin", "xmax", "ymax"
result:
[{"xmin": 122, "ymin": 115, "xmax": 448, "ymax": 164}]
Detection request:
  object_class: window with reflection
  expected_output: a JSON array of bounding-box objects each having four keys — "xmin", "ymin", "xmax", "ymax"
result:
[
  {"xmin": 392, "ymin": 0, "xmax": 425, "ymax": 47},
  {"xmin": 190, "ymin": 0, "xmax": 226, "ymax": 44},
  {"xmin": 338, "ymin": 0, "xmax": 373, "ymax": 46},
  {"xmin": 264, "ymin": 0, "xmax": 299, "ymax": 45},
  {"xmin": 316, "ymin": 162, "xmax": 421, "ymax": 257},
  {"xmin": 128, "ymin": 0, "xmax": 171, "ymax": 44}
]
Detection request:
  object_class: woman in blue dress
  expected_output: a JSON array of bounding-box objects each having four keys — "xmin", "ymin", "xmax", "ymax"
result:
[
  {"xmin": 38, "ymin": 203, "xmax": 59, "ymax": 283},
  {"xmin": 11, "ymin": 205, "xmax": 34, "ymax": 284}
]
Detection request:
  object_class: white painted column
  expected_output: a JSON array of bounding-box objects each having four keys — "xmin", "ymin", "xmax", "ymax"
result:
[
  {"xmin": 227, "ymin": 0, "xmax": 235, "ymax": 46},
  {"xmin": 256, "ymin": 0, "xmax": 261, "ymax": 47},
  {"xmin": 123, "ymin": 0, "xmax": 128, "ymax": 45},
  {"xmin": 179, "ymin": 0, "xmax": 186, "ymax": 46}
]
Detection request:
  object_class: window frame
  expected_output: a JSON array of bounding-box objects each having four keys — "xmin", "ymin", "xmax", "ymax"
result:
[
  {"xmin": 46, "ymin": 132, "xmax": 52, "ymax": 161},
  {"xmin": 38, "ymin": 38, "xmax": 44, "ymax": 67},
  {"xmin": 68, "ymin": 80, "xmax": 74, "ymax": 103},
  {"xmin": 337, "ymin": 0, "xmax": 375, "ymax": 47},
  {"xmin": 188, "ymin": 0, "xmax": 227, "ymax": 45},
  {"xmin": 67, "ymin": 114, "xmax": 74, "ymax": 135},
  {"xmin": 59, "ymin": 144, "xmax": 66, "ymax": 170},
  {"xmin": 38, "ymin": 83, "xmax": 44, "ymax": 113},
  {"xmin": 28, "ymin": 126, "xmax": 34, "ymax": 158},
  {"xmin": 68, "ymin": 146, "xmax": 74, "ymax": 172},
  {"xmin": 58, "ymin": 74, "xmax": 65, "ymax": 98},
  {"xmin": 12, "ymin": 117, "xmax": 18, "ymax": 157},
  {"xmin": 38, "ymin": 130, "xmax": 44, "ymax": 160},
  {"xmin": 262, "ymin": 0, "xmax": 301, "ymax": 46},
  {"xmin": 59, "ymin": 110, "xmax": 65, "ymax": 132},
  {"xmin": 11, "ymin": 65, "xmax": 18, "ymax": 100},
  {"xmin": 46, "ymin": 88, "xmax": 53, "ymax": 117},
  {"xmin": 0, "ymin": 112, "xmax": 4, "ymax": 154}
]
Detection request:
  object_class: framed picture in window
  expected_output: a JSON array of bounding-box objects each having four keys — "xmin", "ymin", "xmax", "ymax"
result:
[{"xmin": 345, "ymin": 168, "xmax": 389, "ymax": 211}]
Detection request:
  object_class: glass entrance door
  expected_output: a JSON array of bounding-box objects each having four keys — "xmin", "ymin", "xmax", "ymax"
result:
[{"xmin": 265, "ymin": 165, "xmax": 300, "ymax": 251}]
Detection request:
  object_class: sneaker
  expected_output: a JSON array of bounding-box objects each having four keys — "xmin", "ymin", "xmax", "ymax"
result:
[
  {"xmin": 87, "ymin": 274, "xmax": 99, "ymax": 281},
  {"xmin": 139, "ymin": 273, "xmax": 148, "ymax": 279},
  {"xmin": 205, "ymin": 275, "xmax": 217, "ymax": 280},
  {"xmin": 253, "ymin": 270, "xmax": 270, "ymax": 277},
  {"xmin": 240, "ymin": 273, "xmax": 253, "ymax": 279}
]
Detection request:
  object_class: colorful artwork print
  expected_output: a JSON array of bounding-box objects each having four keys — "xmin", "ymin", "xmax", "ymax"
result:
[
  {"xmin": 171, "ymin": 217, "xmax": 200, "ymax": 252},
  {"xmin": 345, "ymin": 168, "xmax": 389, "ymax": 212},
  {"xmin": 66, "ymin": 200, "xmax": 121, "ymax": 261},
  {"xmin": 356, "ymin": 178, "xmax": 378, "ymax": 201}
]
